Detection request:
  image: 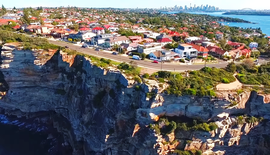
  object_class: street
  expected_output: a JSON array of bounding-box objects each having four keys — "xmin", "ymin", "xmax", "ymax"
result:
[{"xmin": 49, "ymin": 40, "xmax": 229, "ymax": 72}]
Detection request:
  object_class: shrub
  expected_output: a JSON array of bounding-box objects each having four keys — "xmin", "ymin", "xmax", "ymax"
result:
[
  {"xmin": 134, "ymin": 76, "xmax": 142, "ymax": 83},
  {"xmin": 222, "ymin": 78, "xmax": 230, "ymax": 83},
  {"xmin": 158, "ymin": 78, "xmax": 165, "ymax": 83},
  {"xmin": 237, "ymin": 89, "xmax": 244, "ymax": 95},
  {"xmin": 143, "ymin": 73, "xmax": 149, "ymax": 78},
  {"xmin": 180, "ymin": 59, "xmax": 185, "ymax": 63},
  {"xmin": 195, "ymin": 150, "xmax": 202, "ymax": 155},
  {"xmin": 226, "ymin": 62, "xmax": 236, "ymax": 73},
  {"xmin": 186, "ymin": 88, "xmax": 197, "ymax": 96}
]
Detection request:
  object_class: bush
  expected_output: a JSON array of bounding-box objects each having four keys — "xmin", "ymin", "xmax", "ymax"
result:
[
  {"xmin": 222, "ymin": 78, "xmax": 230, "ymax": 83},
  {"xmin": 180, "ymin": 59, "xmax": 185, "ymax": 63},
  {"xmin": 226, "ymin": 62, "xmax": 236, "ymax": 73},
  {"xmin": 134, "ymin": 76, "xmax": 142, "ymax": 83},
  {"xmin": 143, "ymin": 73, "xmax": 149, "ymax": 78},
  {"xmin": 158, "ymin": 78, "xmax": 165, "ymax": 83}
]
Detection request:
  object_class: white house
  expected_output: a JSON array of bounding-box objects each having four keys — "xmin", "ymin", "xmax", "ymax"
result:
[
  {"xmin": 137, "ymin": 43, "xmax": 163, "ymax": 55},
  {"xmin": 69, "ymin": 31, "xmax": 96, "ymax": 41},
  {"xmin": 105, "ymin": 36, "xmax": 130, "ymax": 46},
  {"xmin": 148, "ymin": 50, "xmax": 178, "ymax": 61},
  {"xmin": 185, "ymin": 37, "xmax": 201, "ymax": 43},
  {"xmin": 144, "ymin": 31, "xmax": 160, "ymax": 39},
  {"xmin": 108, "ymin": 27, "xmax": 119, "ymax": 32},
  {"xmin": 175, "ymin": 44, "xmax": 198, "ymax": 58},
  {"xmin": 91, "ymin": 34, "xmax": 114, "ymax": 45}
]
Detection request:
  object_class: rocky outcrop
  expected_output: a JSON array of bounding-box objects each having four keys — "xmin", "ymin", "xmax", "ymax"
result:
[
  {"xmin": 0, "ymin": 46, "xmax": 154, "ymax": 155},
  {"xmin": 1, "ymin": 44, "xmax": 270, "ymax": 155}
]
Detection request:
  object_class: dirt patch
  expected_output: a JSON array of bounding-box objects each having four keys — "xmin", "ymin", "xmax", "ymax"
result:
[{"xmin": 216, "ymin": 75, "xmax": 242, "ymax": 91}]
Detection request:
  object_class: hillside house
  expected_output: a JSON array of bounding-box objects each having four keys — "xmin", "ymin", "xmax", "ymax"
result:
[{"xmin": 175, "ymin": 44, "xmax": 198, "ymax": 58}]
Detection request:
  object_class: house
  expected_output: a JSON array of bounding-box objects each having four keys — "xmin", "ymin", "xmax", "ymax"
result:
[
  {"xmin": 129, "ymin": 36, "xmax": 143, "ymax": 43},
  {"xmin": 189, "ymin": 44, "xmax": 209, "ymax": 58},
  {"xmin": 156, "ymin": 34, "xmax": 171, "ymax": 40},
  {"xmin": 249, "ymin": 42, "xmax": 258, "ymax": 49},
  {"xmin": 148, "ymin": 51, "xmax": 161, "ymax": 60},
  {"xmin": 227, "ymin": 41, "xmax": 241, "ymax": 49},
  {"xmin": 202, "ymin": 41, "xmax": 215, "ymax": 47},
  {"xmin": 0, "ymin": 19, "xmax": 17, "ymax": 26},
  {"xmin": 91, "ymin": 34, "xmax": 114, "ymax": 45},
  {"xmin": 143, "ymin": 38, "xmax": 154, "ymax": 43},
  {"xmin": 69, "ymin": 31, "xmax": 96, "ymax": 41},
  {"xmin": 137, "ymin": 43, "xmax": 163, "ymax": 55},
  {"xmin": 121, "ymin": 43, "xmax": 138, "ymax": 52},
  {"xmin": 241, "ymin": 49, "xmax": 251, "ymax": 58},
  {"xmin": 215, "ymin": 31, "xmax": 224, "ymax": 40},
  {"xmin": 12, "ymin": 25, "xmax": 21, "ymax": 30},
  {"xmin": 175, "ymin": 44, "xmax": 198, "ymax": 58},
  {"xmin": 149, "ymin": 50, "xmax": 178, "ymax": 61},
  {"xmin": 104, "ymin": 36, "xmax": 130, "ymax": 46},
  {"xmin": 185, "ymin": 37, "xmax": 200, "ymax": 43},
  {"xmin": 108, "ymin": 27, "xmax": 119, "ymax": 32},
  {"xmin": 92, "ymin": 27, "xmax": 105, "ymax": 34},
  {"xmin": 144, "ymin": 31, "xmax": 160, "ymax": 39},
  {"xmin": 157, "ymin": 38, "xmax": 173, "ymax": 46},
  {"xmin": 132, "ymin": 27, "xmax": 147, "ymax": 33},
  {"xmin": 207, "ymin": 46, "xmax": 228, "ymax": 57},
  {"xmin": 226, "ymin": 49, "xmax": 242, "ymax": 59}
]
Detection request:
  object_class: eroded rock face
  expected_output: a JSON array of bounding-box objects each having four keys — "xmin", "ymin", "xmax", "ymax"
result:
[
  {"xmin": 0, "ymin": 46, "xmax": 154, "ymax": 155},
  {"xmin": 1, "ymin": 44, "xmax": 270, "ymax": 155}
]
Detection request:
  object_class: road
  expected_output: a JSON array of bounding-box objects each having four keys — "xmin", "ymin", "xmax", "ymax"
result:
[{"xmin": 49, "ymin": 40, "xmax": 229, "ymax": 72}]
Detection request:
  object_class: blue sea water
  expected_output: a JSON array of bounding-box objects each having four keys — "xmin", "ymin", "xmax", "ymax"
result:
[{"xmin": 162, "ymin": 11, "xmax": 270, "ymax": 36}]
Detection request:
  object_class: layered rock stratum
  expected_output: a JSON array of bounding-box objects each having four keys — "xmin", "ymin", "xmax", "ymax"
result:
[{"xmin": 0, "ymin": 43, "xmax": 270, "ymax": 155}]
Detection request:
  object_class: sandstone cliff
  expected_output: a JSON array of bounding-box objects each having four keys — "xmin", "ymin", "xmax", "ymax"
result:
[{"xmin": 0, "ymin": 44, "xmax": 270, "ymax": 155}]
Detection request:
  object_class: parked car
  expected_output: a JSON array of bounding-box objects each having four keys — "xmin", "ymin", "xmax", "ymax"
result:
[
  {"xmin": 132, "ymin": 55, "xmax": 141, "ymax": 60},
  {"xmin": 82, "ymin": 44, "xmax": 88, "ymax": 48},
  {"xmin": 153, "ymin": 60, "xmax": 159, "ymax": 64},
  {"xmin": 112, "ymin": 52, "xmax": 118, "ymax": 55},
  {"xmin": 95, "ymin": 48, "xmax": 100, "ymax": 51},
  {"xmin": 65, "ymin": 46, "xmax": 69, "ymax": 48}
]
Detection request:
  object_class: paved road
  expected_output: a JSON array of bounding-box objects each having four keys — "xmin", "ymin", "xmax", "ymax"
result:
[{"xmin": 48, "ymin": 40, "xmax": 229, "ymax": 72}]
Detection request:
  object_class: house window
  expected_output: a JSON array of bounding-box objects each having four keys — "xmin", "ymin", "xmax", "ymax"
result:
[
  {"xmin": 191, "ymin": 51, "xmax": 196, "ymax": 55},
  {"xmin": 183, "ymin": 52, "xmax": 187, "ymax": 55}
]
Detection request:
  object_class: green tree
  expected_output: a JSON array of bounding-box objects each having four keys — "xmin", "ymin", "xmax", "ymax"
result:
[
  {"xmin": 1, "ymin": 5, "xmax": 7, "ymax": 14},
  {"xmin": 226, "ymin": 62, "xmax": 236, "ymax": 73}
]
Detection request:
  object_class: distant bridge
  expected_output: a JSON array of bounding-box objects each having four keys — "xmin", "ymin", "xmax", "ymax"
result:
[{"xmin": 241, "ymin": 8, "xmax": 253, "ymax": 10}]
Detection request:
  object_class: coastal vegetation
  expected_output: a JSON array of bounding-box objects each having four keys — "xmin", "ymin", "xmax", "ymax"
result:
[
  {"xmin": 152, "ymin": 67, "xmax": 235, "ymax": 96},
  {"xmin": 149, "ymin": 116, "xmax": 218, "ymax": 135},
  {"xmin": 233, "ymin": 62, "xmax": 270, "ymax": 87}
]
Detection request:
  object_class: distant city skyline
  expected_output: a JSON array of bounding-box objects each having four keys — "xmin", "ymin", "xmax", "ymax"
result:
[{"xmin": 1, "ymin": 0, "xmax": 270, "ymax": 10}]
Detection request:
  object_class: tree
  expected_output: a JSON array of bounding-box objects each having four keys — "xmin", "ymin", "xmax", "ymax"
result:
[
  {"xmin": 1, "ymin": 5, "xmax": 7, "ymax": 14},
  {"xmin": 242, "ymin": 58, "xmax": 254, "ymax": 70},
  {"xmin": 226, "ymin": 62, "xmax": 236, "ymax": 73}
]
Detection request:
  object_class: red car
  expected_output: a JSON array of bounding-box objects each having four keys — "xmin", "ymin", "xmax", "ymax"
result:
[{"xmin": 153, "ymin": 60, "xmax": 159, "ymax": 64}]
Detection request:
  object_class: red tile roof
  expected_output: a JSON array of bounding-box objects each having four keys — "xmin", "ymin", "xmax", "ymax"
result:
[
  {"xmin": 207, "ymin": 46, "xmax": 226, "ymax": 55},
  {"xmin": 189, "ymin": 44, "xmax": 209, "ymax": 52},
  {"xmin": 79, "ymin": 27, "xmax": 90, "ymax": 31},
  {"xmin": 92, "ymin": 27, "xmax": 104, "ymax": 30},
  {"xmin": 12, "ymin": 25, "xmax": 20, "ymax": 29},
  {"xmin": 157, "ymin": 38, "xmax": 172, "ymax": 43}
]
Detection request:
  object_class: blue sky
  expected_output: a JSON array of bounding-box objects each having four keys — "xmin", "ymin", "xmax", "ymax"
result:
[{"xmin": 2, "ymin": 0, "xmax": 269, "ymax": 10}]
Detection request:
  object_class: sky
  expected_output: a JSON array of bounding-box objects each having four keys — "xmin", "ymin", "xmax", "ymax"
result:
[{"xmin": 2, "ymin": 0, "xmax": 270, "ymax": 10}]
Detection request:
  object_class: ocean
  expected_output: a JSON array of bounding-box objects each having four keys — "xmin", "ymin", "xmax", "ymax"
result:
[
  {"xmin": 162, "ymin": 11, "xmax": 270, "ymax": 36},
  {"xmin": 190, "ymin": 12, "xmax": 270, "ymax": 36}
]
